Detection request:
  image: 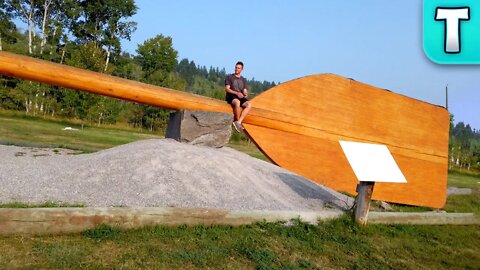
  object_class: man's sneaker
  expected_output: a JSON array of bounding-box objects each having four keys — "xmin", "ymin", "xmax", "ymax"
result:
[{"xmin": 233, "ymin": 121, "xmax": 244, "ymax": 132}]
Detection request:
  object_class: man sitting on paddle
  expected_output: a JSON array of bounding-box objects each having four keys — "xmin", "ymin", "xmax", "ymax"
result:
[{"xmin": 225, "ymin": 61, "xmax": 252, "ymax": 132}]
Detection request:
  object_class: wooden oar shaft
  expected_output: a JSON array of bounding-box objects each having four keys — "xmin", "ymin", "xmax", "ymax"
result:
[{"xmin": 0, "ymin": 51, "xmax": 230, "ymax": 114}]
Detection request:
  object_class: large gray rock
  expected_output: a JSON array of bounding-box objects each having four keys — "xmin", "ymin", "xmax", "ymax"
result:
[{"xmin": 166, "ymin": 110, "xmax": 232, "ymax": 148}]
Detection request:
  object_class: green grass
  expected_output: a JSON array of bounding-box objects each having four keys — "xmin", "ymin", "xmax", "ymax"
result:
[
  {"xmin": 0, "ymin": 217, "xmax": 478, "ymax": 269},
  {"xmin": 373, "ymin": 170, "xmax": 480, "ymax": 214},
  {"xmin": 228, "ymin": 140, "xmax": 270, "ymax": 161},
  {"xmin": 0, "ymin": 201, "xmax": 85, "ymax": 208},
  {"xmin": 0, "ymin": 109, "xmax": 162, "ymax": 153},
  {"xmin": 444, "ymin": 171, "xmax": 480, "ymax": 214}
]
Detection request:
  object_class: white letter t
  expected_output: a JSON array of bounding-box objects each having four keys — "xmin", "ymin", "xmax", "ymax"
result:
[{"xmin": 435, "ymin": 7, "xmax": 470, "ymax": 53}]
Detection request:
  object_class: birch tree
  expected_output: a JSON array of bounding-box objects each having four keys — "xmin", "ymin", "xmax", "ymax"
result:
[
  {"xmin": 73, "ymin": 0, "xmax": 136, "ymax": 71},
  {"xmin": 9, "ymin": 0, "xmax": 36, "ymax": 54}
]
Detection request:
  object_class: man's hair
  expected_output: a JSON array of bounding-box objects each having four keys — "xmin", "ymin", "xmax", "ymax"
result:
[{"xmin": 236, "ymin": 61, "xmax": 244, "ymax": 68}]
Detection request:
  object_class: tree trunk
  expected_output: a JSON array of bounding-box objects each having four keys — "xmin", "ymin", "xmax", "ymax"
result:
[
  {"xmin": 104, "ymin": 45, "xmax": 111, "ymax": 72},
  {"xmin": 50, "ymin": 25, "xmax": 58, "ymax": 55},
  {"xmin": 98, "ymin": 112, "xmax": 103, "ymax": 126},
  {"xmin": 34, "ymin": 92, "xmax": 39, "ymax": 116},
  {"xmin": 60, "ymin": 46, "xmax": 66, "ymax": 64},
  {"xmin": 17, "ymin": 0, "xmax": 35, "ymax": 54},
  {"xmin": 28, "ymin": 20, "xmax": 33, "ymax": 54},
  {"xmin": 40, "ymin": 1, "xmax": 52, "ymax": 54},
  {"xmin": 40, "ymin": 91, "xmax": 45, "ymax": 112},
  {"xmin": 32, "ymin": 25, "xmax": 37, "ymax": 53},
  {"xmin": 150, "ymin": 114, "xmax": 154, "ymax": 131},
  {"xmin": 26, "ymin": 2, "xmax": 34, "ymax": 54}
]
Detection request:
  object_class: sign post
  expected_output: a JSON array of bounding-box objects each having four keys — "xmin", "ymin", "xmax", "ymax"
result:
[
  {"xmin": 339, "ymin": 141, "xmax": 407, "ymax": 225},
  {"xmin": 354, "ymin": 181, "xmax": 375, "ymax": 225}
]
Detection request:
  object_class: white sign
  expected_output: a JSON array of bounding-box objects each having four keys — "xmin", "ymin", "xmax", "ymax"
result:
[{"xmin": 339, "ymin": 141, "xmax": 407, "ymax": 183}]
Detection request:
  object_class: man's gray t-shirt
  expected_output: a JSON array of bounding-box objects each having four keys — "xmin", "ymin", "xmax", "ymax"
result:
[{"xmin": 225, "ymin": 74, "xmax": 248, "ymax": 93}]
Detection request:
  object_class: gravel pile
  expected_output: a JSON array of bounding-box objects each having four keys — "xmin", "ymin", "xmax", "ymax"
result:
[{"xmin": 0, "ymin": 139, "xmax": 353, "ymax": 212}]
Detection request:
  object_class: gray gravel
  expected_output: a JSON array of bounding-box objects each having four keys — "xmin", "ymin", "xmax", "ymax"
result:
[{"xmin": 0, "ymin": 139, "xmax": 353, "ymax": 212}]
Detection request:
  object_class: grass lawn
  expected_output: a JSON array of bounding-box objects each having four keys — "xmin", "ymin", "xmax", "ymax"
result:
[
  {"xmin": 0, "ymin": 109, "xmax": 162, "ymax": 152},
  {"xmin": 228, "ymin": 140, "xmax": 270, "ymax": 162},
  {"xmin": 0, "ymin": 110, "xmax": 479, "ymax": 269},
  {"xmin": 0, "ymin": 217, "xmax": 478, "ymax": 269}
]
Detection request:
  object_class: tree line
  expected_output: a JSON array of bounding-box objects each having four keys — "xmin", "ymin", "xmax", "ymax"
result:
[
  {"xmin": 0, "ymin": 0, "xmax": 276, "ymax": 131},
  {"xmin": 449, "ymin": 118, "xmax": 480, "ymax": 173}
]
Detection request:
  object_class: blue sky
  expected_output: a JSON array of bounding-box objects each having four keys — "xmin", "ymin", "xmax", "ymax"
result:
[{"xmin": 122, "ymin": 1, "xmax": 479, "ymax": 130}]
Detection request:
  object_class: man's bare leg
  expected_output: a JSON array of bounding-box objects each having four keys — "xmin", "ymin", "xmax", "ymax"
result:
[
  {"xmin": 231, "ymin": 99, "xmax": 241, "ymax": 121},
  {"xmin": 238, "ymin": 101, "xmax": 252, "ymax": 123}
]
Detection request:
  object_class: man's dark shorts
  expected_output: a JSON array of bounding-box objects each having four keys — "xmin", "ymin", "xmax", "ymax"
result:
[{"xmin": 226, "ymin": 93, "xmax": 249, "ymax": 106}]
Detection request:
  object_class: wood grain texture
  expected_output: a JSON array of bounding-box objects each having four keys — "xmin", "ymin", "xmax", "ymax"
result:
[
  {"xmin": 244, "ymin": 74, "xmax": 449, "ymax": 208},
  {"xmin": 0, "ymin": 52, "xmax": 450, "ymax": 208},
  {"xmin": 0, "ymin": 208, "xmax": 342, "ymax": 235}
]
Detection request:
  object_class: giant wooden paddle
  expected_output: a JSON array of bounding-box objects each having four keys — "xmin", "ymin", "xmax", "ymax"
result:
[{"xmin": 0, "ymin": 51, "xmax": 449, "ymax": 208}]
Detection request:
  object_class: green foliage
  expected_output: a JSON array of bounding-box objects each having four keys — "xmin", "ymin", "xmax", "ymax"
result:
[
  {"xmin": 449, "ymin": 115, "xmax": 480, "ymax": 173},
  {"xmin": 112, "ymin": 52, "xmax": 144, "ymax": 80},
  {"xmin": 0, "ymin": 1, "xmax": 16, "ymax": 47},
  {"xmin": 74, "ymin": 0, "xmax": 137, "ymax": 47},
  {"xmin": 66, "ymin": 42, "xmax": 106, "ymax": 71},
  {"xmin": 136, "ymin": 34, "xmax": 178, "ymax": 76},
  {"xmin": 146, "ymin": 69, "xmax": 185, "ymax": 90},
  {"xmin": 176, "ymin": 57, "xmax": 276, "ymax": 99},
  {"xmin": 0, "ymin": 83, "xmax": 24, "ymax": 110},
  {"xmin": 0, "ymin": 201, "xmax": 85, "ymax": 208}
]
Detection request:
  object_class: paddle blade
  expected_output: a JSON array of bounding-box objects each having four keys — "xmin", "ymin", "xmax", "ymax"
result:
[{"xmin": 244, "ymin": 74, "xmax": 449, "ymax": 208}]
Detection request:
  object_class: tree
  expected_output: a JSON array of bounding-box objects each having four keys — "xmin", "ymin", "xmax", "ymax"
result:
[
  {"xmin": 8, "ymin": 0, "xmax": 36, "ymax": 54},
  {"xmin": 136, "ymin": 34, "xmax": 178, "ymax": 76},
  {"xmin": 112, "ymin": 52, "xmax": 144, "ymax": 80},
  {"xmin": 0, "ymin": 0, "xmax": 17, "ymax": 51},
  {"xmin": 73, "ymin": 0, "xmax": 137, "ymax": 71},
  {"xmin": 101, "ymin": 0, "xmax": 137, "ymax": 71},
  {"xmin": 36, "ymin": 0, "xmax": 52, "ymax": 54},
  {"xmin": 35, "ymin": 0, "xmax": 79, "ymax": 56},
  {"xmin": 176, "ymin": 58, "xmax": 196, "ymax": 87}
]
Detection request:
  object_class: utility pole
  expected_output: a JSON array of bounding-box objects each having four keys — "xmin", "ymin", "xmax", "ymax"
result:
[{"xmin": 445, "ymin": 84, "xmax": 449, "ymax": 111}]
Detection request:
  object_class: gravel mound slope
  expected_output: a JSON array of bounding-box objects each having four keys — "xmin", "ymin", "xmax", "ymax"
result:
[{"xmin": 0, "ymin": 139, "xmax": 353, "ymax": 212}]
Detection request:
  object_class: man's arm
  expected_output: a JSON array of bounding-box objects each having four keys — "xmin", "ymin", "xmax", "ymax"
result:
[
  {"xmin": 242, "ymin": 78, "xmax": 248, "ymax": 97},
  {"xmin": 225, "ymin": 84, "xmax": 238, "ymax": 95}
]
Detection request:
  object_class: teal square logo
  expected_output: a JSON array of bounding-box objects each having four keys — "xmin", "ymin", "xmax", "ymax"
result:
[{"xmin": 424, "ymin": 0, "xmax": 480, "ymax": 64}]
